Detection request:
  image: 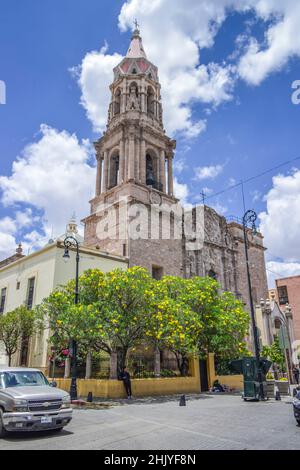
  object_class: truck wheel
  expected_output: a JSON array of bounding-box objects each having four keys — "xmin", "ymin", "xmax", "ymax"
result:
[
  {"xmin": 297, "ymin": 419, "xmax": 300, "ymax": 426},
  {"xmin": 0, "ymin": 409, "xmax": 7, "ymax": 438}
]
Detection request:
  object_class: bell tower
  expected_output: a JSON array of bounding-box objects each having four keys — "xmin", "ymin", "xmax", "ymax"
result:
[{"xmin": 83, "ymin": 25, "xmax": 183, "ymax": 277}]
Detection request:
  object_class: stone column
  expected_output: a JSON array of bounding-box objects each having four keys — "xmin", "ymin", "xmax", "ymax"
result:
[
  {"xmin": 124, "ymin": 137, "xmax": 129, "ymax": 182},
  {"xmin": 160, "ymin": 150, "xmax": 166, "ymax": 192},
  {"xmin": 85, "ymin": 352, "xmax": 92, "ymax": 379},
  {"xmin": 119, "ymin": 138, "xmax": 125, "ymax": 183},
  {"xmin": 95, "ymin": 156, "xmax": 103, "ymax": 196},
  {"xmin": 168, "ymin": 154, "xmax": 174, "ymax": 196},
  {"xmin": 140, "ymin": 139, "xmax": 146, "ymax": 184},
  {"xmin": 103, "ymin": 149, "xmax": 109, "ymax": 192},
  {"xmin": 121, "ymin": 89, "xmax": 126, "ymax": 114},
  {"xmin": 136, "ymin": 138, "xmax": 140, "ymax": 181},
  {"xmin": 64, "ymin": 357, "xmax": 71, "ymax": 378},
  {"xmin": 128, "ymin": 129, "xmax": 135, "ymax": 180}
]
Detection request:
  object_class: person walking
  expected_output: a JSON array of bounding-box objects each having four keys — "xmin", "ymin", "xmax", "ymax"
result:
[
  {"xmin": 119, "ymin": 366, "xmax": 132, "ymax": 399},
  {"xmin": 293, "ymin": 365, "xmax": 300, "ymax": 385}
]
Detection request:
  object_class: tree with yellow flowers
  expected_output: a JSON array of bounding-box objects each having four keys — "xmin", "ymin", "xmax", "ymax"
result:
[{"xmin": 39, "ymin": 268, "xmax": 249, "ymax": 380}]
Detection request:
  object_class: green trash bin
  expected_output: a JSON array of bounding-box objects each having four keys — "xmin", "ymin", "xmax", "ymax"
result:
[{"xmin": 230, "ymin": 357, "xmax": 272, "ymax": 401}]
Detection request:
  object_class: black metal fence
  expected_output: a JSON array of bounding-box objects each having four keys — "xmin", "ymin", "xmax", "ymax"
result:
[{"xmin": 49, "ymin": 352, "xmax": 181, "ymax": 379}]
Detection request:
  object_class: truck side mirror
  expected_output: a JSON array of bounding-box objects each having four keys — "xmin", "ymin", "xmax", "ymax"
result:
[{"xmin": 50, "ymin": 381, "xmax": 57, "ymax": 388}]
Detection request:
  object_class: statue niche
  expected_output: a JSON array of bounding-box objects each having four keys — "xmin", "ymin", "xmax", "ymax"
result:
[{"xmin": 127, "ymin": 84, "xmax": 140, "ymax": 111}]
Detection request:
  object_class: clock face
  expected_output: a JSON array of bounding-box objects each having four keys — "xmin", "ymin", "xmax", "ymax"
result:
[{"xmin": 150, "ymin": 191, "xmax": 162, "ymax": 205}]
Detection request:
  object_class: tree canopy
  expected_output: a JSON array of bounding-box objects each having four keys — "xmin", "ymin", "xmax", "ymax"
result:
[{"xmin": 37, "ymin": 267, "xmax": 250, "ymax": 376}]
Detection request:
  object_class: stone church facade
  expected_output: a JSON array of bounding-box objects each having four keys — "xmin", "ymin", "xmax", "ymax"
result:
[{"xmin": 83, "ymin": 26, "xmax": 268, "ymax": 309}]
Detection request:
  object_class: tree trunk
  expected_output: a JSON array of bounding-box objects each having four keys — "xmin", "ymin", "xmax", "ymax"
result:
[
  {"xmin": 110, "ymin": 351, "xmax": 118, "ymax": 379},
  {"xmin": 85, "ymin": 352, "xmax": 92, "ymax": 379},
  {"xmin": 64, "ymin": 357, "xmax": 71, "ymax": 378},
  {"xmin": 117, "ymin": 348, "xmax": 128, "ymax": 373},
  {"xmin": 154, "ymin": 347, "xmax": 161, "ymax": 378},
  {"xmin": 8, "ymin": 354, "xmax": 12, "ymax": 367}
]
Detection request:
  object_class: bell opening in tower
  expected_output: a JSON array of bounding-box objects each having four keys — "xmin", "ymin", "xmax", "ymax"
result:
[{"xmin": 109, "ymin": 155, "xmax": 120, "ymax": 189}]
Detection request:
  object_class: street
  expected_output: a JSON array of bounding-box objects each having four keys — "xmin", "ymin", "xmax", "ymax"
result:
[{"xmin": 0, "ymin": 394, "xmax": 299, "ymax": 450}]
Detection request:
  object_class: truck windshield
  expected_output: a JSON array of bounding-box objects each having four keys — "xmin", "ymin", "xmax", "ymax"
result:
[{"xmin": 0, "ymin": 371, "xmax": 49, "ymax": 388}]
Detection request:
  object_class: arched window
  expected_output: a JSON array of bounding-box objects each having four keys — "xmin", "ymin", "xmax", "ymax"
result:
[
  {"xmin": 114, "ymin": 89, "xmax": 121, "ymax": 115},
  {"xmin": 109, "ymin": 155, "xmax": 119, "ymax": 189},
  {"xmin": 147, "ymin": 87, "xmax": 155, "ymax": 115},
  {"xmin": 146, "ymin": 154, "xmax": 155, "ymax": 186}
]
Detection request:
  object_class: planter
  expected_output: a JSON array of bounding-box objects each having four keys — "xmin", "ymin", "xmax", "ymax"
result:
[
  {"xmin": 275, "ymin": 380, "xmax": 290, "ymax": 396},
  {"xmin": 266, "ymin": 380, "xmax": 275, "ymax": 398}
]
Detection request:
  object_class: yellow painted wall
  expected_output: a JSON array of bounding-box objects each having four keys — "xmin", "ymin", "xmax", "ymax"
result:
[
  {"xmin": 207, "ymin": 352, "xmax": 243, "ymax": 391},
  {"xmin": 215, "ymin": 375, "xmax": 243, "ymax": 390},
  {"xmin": 51, "ymin": 358, "xmax": 201, "ymax": 398}
]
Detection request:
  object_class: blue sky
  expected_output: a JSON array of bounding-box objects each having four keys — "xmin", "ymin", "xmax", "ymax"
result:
[{"xmin": 1, "ymin": 0, "xmax": 300, "ymax": 285}]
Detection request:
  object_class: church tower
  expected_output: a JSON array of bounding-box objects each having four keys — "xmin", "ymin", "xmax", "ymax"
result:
[{"xmin": 83, "ymin": 25, "xmax": 184, "ymax": 277}]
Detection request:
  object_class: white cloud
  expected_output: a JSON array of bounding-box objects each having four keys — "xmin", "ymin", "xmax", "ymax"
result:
[
  {"xmin": 266, "ymin": 261, "xmax": 300, "ymax": 288},
  {"xmin": 0, "ymin": 125, "xmax": 95, "ymax": 258},
  {"xmin": 259, "ymin": 169, "xmax": 300, "ymax": 263},
  {"xmin": 174, "ymin": 178, "xmax": 190, "ymax": 207},
  {"xmin": 73, "ymin": 1, "xmax": 238, "ymax": 138},
  {"xmin": 238, "ymin": 1, "xmax": 300, "ymax": 85},
  {"xmin": 210, "ymin": 202, "xmax": 228, "ymax": 215},
  {"xmin": 71, "ymin": 1, "xmax": 300, "ymax": 136},
  {"xmin": 0, "ymin": 232, "xmax": 17, "ymax": 261},
  {"xmin": 194, "ymin": 164, "xmax": 224, "ymax": 181},
  {"xmin": 173, "ymin": 159, "xmax": 186, "ymax": 174},
  {"xmin": 70, "ymin": 44, "xmax": 123, "ymax": 133},
  {"xmin": 0, "ymin": 217, "xmax": 17, "ymax": 235}
]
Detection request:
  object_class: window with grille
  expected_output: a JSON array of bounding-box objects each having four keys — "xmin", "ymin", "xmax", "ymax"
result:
[
  {"xmin": 0, "ymin": 288, "xmax": 6, "ymax": 315},
  {"xmin": 278, "ymin": 286, "xmax": 289, "ymax": 305},
  {"xmin": 26, "ymin": 278, "xmax": 35, "ymax": 310}
]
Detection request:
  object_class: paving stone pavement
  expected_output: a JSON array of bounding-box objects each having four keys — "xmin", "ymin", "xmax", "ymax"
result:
[{"xmin": 0, "ymin": 394, "xmax": 299, "ymax": 450}]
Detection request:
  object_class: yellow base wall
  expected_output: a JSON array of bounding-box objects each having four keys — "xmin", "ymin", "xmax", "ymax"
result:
[
  {"xmin": 207, "ymin": 353, "xmax": 243, "ymax": 391},
  {"xmin": 49, "ymin": 358, "xmax": 201, "ymax": 399},
  {"xmin": 215, "ymin": 375, "xmax": 243, "ymax": 390}
]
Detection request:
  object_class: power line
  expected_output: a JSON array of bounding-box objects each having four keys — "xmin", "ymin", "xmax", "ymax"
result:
[{"xmin": 203, "ymin": 156, "xmax": 300, "ymax": 203}]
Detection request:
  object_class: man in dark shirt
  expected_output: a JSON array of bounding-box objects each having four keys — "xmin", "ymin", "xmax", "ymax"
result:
[
  {"xmin": 119, "ymin": 366, "xmax": 132, "ymax": 399},
  {"xmin": 293, "ymin": 365, "xmax": 299, "ymax": 385}
]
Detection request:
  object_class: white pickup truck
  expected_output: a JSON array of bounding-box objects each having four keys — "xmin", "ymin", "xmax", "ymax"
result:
[{"xmin": 0, "ymin": 367, "xmax": 72, "ymax": 437}]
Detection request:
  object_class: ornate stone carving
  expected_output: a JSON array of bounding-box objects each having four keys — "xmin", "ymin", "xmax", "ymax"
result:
[{"xmin": 127, "ymin": 86, "xmax": 140, "ymax": 111}]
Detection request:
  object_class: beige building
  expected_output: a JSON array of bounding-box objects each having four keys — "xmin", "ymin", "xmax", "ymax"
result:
[
  {"xmin": 0, "ymin": 220, "xmax": 128, "ymax": 368},
  {"xmin": 256, "ymin": 299, "xmax": 298, "ymax": 377}
]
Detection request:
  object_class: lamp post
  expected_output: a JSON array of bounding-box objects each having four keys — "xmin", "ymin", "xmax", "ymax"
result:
[
  {"xmin": 63, "ymin": 235, "xmax": 80, "ymax": 401},
  {"xmin": 281, "ymin": 304, "xmax": 293, "ymax": 384},
  {"xmin": 242, "ymin": 209, "xmax": 265, "ymax": 400}
]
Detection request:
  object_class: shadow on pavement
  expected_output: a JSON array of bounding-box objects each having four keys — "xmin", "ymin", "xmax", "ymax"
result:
[
  {"xmin": 3, "ymin": 428, "xmax": 73, "ymax": 442},
  {"xmin": 91, "ymin": 393, "xmax": 220, "ymax": 407}
]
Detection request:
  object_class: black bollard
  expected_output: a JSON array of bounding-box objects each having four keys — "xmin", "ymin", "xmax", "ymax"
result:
[
  {"xmin": 179, "ymin": 394, "xmax": 186, "ymax": 406},
  {"xmin": 87, "ymin": 391, "xmax": 93, "ymax": 403},
  {"xmin": 275, "ymin": 385, "xmax": 281, "ymax": 401}
]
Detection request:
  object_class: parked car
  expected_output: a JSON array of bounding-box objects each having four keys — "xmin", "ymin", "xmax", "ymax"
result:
[
  {"xmin": 0, "ymin": 367, "xmax": 72, "ymax": 437},
  {"xmin": 292, "ymin": 389, "xmax": 300, "ymax": 426}
]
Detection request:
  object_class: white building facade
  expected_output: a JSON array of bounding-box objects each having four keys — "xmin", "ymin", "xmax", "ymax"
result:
[{"xmin": 0, "ymin": 230, "xmax": 128, "ymax": 369}]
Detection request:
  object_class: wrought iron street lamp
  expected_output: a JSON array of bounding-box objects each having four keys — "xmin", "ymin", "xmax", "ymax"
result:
[
  {"xmin": 242, "ymin": 209, "xmax": 265, "ymax": 400},
  {"xmin": 63, "ymin": 235, "xmax": 80, "ymax": 401}
]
